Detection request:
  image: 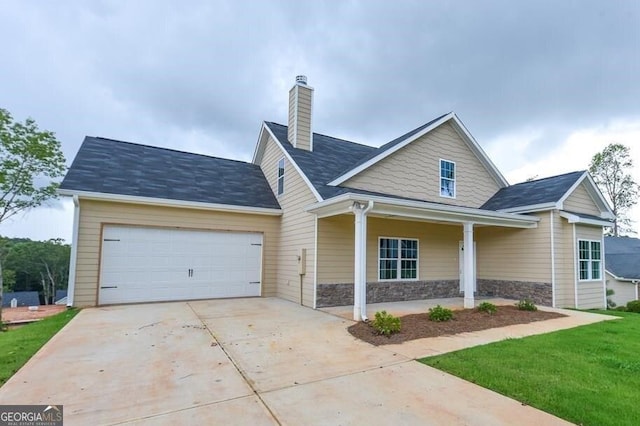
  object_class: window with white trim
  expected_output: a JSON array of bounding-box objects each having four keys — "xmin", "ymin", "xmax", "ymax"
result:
[
  {"xmin": 578, "ymin": 239, "xmax": 601, "ymax": 280},
  {"xmin": 277, "ymin": 157, "xmax": 285, "ymax": 196},
  {"xmin": 379, "ymin": 238, "xmax": 418, "ymax": 280},
  {"xmin": 440, "ymin": 159, "xmax": 456, "ymax": 198}
]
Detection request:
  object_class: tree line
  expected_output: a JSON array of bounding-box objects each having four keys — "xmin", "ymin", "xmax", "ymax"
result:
[{"xmin": 0, "ymin": 237, "xmax": 70, "ymax": 305}]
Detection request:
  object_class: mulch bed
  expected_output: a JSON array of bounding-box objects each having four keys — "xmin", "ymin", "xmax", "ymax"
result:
[{"xmin": 348, "ymin": 305, "xmax": 566, "ymax": 346}]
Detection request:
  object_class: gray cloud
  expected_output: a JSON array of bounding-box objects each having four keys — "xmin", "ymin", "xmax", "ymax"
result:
[{"xmin": 1, "ymin": 0, "xmax": 639, "ymax": 240}]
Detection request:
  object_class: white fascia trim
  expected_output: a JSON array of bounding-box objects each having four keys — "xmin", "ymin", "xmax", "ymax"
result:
[
  {"xmin": 66, "ymin": 195, "xmax": 80, "ymax": 307},
  {"xmin": 57, "ymin": 189, "xmax": 283, "ymax": 216},
  {"xmin": 557, "ymin": 172, "xmax": 615, "ymax": 219},
  {"xmin": 559, "ymin": 211, "xmax": 613, "ymax": 227},
  {"xmin": 499, "ymin": 202, "xmax": 559, "ymax": 214},
  {"xmin": 305, "ymin": 193, "xmax": 539, "ymax": 228},
  {"xmin": 262, "ymin": 124, "xmax": 323, "ymax": 202},
  {"xmin": 449, "ymin": 114, "xmax": 509, "ymax": 187},
  {"xmin": 327, "ymin": 113, "xmax": 455, "ymax": 186},
  {"xmin": 605, "ymin": 270, "xmax": 640, "ymax": 282},
  {"xmin": 251, "ymin": 124, "xmax": 267, "ymax": 164}
]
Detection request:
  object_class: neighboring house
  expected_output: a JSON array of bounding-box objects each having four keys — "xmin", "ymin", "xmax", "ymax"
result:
[
  {"xmin": 2, "ymin": 291, "xmax": 40, "ymax": 308},
  {"xmin": 604, "ymin": 236, "xmax": 640, "ymax": 307},
  {"xmin": 54, "ymin": 290, "xmax": 68, "ymax": 305},
  {"xmin": 59, "ymin": 76, "xmax": 614, "ymax": 320}
]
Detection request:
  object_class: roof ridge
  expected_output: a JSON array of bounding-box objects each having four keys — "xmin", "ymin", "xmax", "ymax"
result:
[
  {"xmin": 265, "ymin": 122, "xmax": 373, "ymax": 148},
  {"xmin": 90, "ymin": 136, "xmax": 255, "ymax": 166},
  {"xmin": 510, "ymin": 170, "xmax": 586, "ymax": 186},
  {"xmin": 374, "ymin": 113, "xmax": 450, "ymax": 151}
]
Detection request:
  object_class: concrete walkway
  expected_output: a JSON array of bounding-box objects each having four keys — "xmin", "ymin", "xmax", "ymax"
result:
[{"xmin": 0, "ymin": 298, "xmax": 614, "ymax": 425}]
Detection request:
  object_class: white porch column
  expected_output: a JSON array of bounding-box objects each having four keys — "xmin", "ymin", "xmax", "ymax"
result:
[
  {"xmin": 463, "ymin": 222, "xmax": 475, "ymax": 308},
  {"xmin": 353, "ymin": 201, "xmax": 372, "ymax": 321}
]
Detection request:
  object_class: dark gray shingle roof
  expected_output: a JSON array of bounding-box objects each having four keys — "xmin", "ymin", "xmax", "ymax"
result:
[
  {"xmin": 481, "ymin": 171, "xmax": 585, "ymax": 210},
  {"xmin": 336, "ymin": 113, "xmax": 449, "ymax": 176},
  {"xmin": 605, "ymin": 236, "xmax": 640, "ymax": 280},
  {"xmin": 2, "ymin": 291, "xmax": 40, "ymax": 307},
  {"xmin": 265, "ymin": 122, "xmax": 377, "ymax": 198},
  {"xmin": 60, "ymin": 137, "xmax": 281, "ymax": 210}
]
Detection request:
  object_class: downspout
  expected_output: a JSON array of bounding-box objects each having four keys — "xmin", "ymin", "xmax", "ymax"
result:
[
  {"xmin": 550, "ymin": 211, "xmax": 556, "ymax": 308},
  {"xmin": 572, "ymin": 224, "xmax": 578, "ymax": 309},
  {"xmin": 67, "ymin": 195, "xmax": 80, "ymax": 307},
  {"xmin": 601, "ymin": 233, "xmax": 606, "ymax": 309},
  {"xmin": 634, "ymin": 280, "xmax": 639, "ymax": 301}
]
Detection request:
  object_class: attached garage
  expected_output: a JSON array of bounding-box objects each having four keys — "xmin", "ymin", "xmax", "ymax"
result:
[{"xmin": 99, "ymin": 225, "xmax": 263, "ymax": 305}]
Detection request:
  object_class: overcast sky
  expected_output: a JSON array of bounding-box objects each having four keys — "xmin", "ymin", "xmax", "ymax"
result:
[{"xmin": 1, "ymin": 0, "xmax": 639, "ymax": 242}]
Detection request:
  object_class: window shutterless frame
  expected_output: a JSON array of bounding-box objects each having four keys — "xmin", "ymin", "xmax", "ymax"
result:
[
  {"xmin": 578, "ymin": 239, "xmax": 602, "ymax": 281},
  {"xmin": 439, "ymin": 159, "xmax": 456, "ymax": 198},
  {"xmin": 378, "ymin": 237, "xmax": 419, "ymax": 281},
  {"xmin": 277, "ymin": 157, "xmax": 285, "ymax": 196}
]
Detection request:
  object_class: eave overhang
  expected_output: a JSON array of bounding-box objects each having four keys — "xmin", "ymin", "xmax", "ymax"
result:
[
  {"xmin": 305, "ymin": 193, "xmax": 539, "ymax": 229},
  {"xmin": 57, "ymin": 189, "xmax": 283, "ymax": 216},
  {"xmin": 559, "ymin": 211, "xmax": 613, "ymax": 227}
]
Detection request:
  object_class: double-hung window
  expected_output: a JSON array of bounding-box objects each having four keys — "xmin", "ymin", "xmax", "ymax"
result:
[
  {"xmin": 440, "ymin": 159, "xmax": 456, "ymax": 198},
  {"xmin": 578, "ymin": 240, "xmax": 601, "ymax": 280},
  {"xmin": 379, "ymin": 237, "xmax": 418, "ymax": 280},
  {"xmin": 277, "ymin": 157, "xmax": 285, "ymax": 196}
]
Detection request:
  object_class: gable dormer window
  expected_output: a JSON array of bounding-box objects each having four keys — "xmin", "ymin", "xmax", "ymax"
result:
[
  {"xmin": 440, "ymin": 159, "xmax": 456, "ymax": 198},
  {"xmin": 277, "ymin": 157, "xmax": 285, "ymax": 196}
]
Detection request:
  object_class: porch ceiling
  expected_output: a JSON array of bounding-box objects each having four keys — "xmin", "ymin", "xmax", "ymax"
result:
[{"xmin": 306, "ymin": 193, "xmax": 539, "ymax": 229}]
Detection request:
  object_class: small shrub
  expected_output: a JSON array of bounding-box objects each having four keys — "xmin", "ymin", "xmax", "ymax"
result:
[
  {"xmin": 516, "ymin": 299, "xmax": 538, "ymax": 311},
  {"xmin": 372, "ymin": 310, "xmax": 401, "ymax": 336},
  {"xmin": 477, "ymin": 301, "xmax": 497, "ymax": 315},
  {"xmin": 606, "ymin": 288, "xmax": 617, "ymax": 309},
  {"xmin": 626, "ymin": 300, "xmax": 640, "ymax": 313},
  {"xmin": 429, "ymin": 305, "xmax": 454, "ymax": 322},
  {"xmin": 615, "ymin": 306, "xmax": 628, "ymax": 312}
]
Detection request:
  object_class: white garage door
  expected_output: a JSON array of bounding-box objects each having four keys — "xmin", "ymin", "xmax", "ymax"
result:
[{"xmin": 99, "ymin": 226, "xmax": 262, "ymax": 305}]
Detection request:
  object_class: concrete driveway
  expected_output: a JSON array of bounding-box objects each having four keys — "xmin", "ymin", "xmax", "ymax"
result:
[{"xmin": 0, "ymin": 298, "xmax": 573, "ymax": 425}]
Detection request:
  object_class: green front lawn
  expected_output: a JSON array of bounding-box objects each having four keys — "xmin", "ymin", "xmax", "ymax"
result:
[
  {"xmin": 0, "ymin": 309, "xmax": 79, "ymax": 386},
  {"xmin": 420, "ymin": 310, "xmax": 640, "ymax": 426}
]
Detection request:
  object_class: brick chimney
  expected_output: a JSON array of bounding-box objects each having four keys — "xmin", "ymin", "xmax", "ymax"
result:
[{"xmin": 287, "ymin": 75, "xmax": 313, "ymax": 151}]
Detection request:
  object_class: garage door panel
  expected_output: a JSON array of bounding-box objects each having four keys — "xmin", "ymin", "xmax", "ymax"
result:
[{"xmin": 99, "ymin": 226, "xmax": 262, "ymax": 305}]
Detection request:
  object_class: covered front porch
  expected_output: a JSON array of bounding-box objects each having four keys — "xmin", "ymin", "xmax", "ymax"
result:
[{"xmin": 308, "ymin": 193, "xmax": 543, "ymax": 321}]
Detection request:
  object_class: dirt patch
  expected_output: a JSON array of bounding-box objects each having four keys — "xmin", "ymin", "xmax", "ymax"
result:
[
  {"xmin": 348, "ymin": 305, "xmax": 566, "ymax": 346},
  {"xmin": 2, "ymin": 305, "xmax": 67, "ymax": 324}
]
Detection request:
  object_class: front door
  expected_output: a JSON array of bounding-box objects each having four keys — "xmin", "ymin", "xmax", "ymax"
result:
[{"xmin": 459, "ymin": 241, "xmax": 477, "ymax": 292}]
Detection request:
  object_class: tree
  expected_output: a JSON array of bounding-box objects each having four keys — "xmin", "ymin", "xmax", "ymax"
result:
[
  {"xmin": 589, "ymin": 143, "xmax": 639, "ymax": 236},
  {"xmin": 0, "ymin": 108, "xmax": 66, "ymax": 325}
]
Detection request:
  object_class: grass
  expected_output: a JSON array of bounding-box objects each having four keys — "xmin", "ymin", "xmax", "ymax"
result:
[
  {"xmin": 0, "ymin": 309, "xmax": 79, "ymax": 386},
  {"xmin": 420, "ymin": 310, "xmax": 640, "ymax": 426}
]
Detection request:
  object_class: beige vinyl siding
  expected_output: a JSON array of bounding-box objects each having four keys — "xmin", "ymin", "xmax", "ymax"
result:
[
  {"xmin": 73, "ymin": 200, "xmax": 280, "ymax": 307},
  {"xmin": 475, "ymin": 213, "xmax": 551, "ymax": 283},
  {"xmin": 260, "ymin": 135, "xmax": 316, "ymax": 306},
  {"xmin": 554, "ymin": 213, "xmax": 576, "ymax": 307},
  {"xmin": 606, "ymin": 271, "xmax": 638, "ymax": 307},
  {"xmin": 576, "ymin": 224, "xmax": 605, "ymax": 309},
  {"xmin": 287, "ymin": 85, "xmax": 312, "ymax": 151},
  {"xmin": 317, "ymin": 215, "xmax": 461, "ymax": 284},
  {"xmin": 563, "ymin": 183, "xmax": 602, "ymax": 216},
  {"xmin": 295, "ymin": 87, "xmax": 312, "ymax": 150},
  {"xmin": 342, "ymin": 122, "xmax": 501, "ymax": 208}
]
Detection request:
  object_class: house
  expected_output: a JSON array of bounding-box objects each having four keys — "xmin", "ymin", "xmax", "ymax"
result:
[
  {"xmin": 1, "ymin": 291, "xmax": 40, "ymax": 308},
  {"xmin": 59, "ymin": 76, "xmax": 614, "ymax": 320},
  {"xmin": 604, "ymin": 236, "xmax": 640, "ymax": 307},
  {"xmin": 54, "ymin": 290, "xmax": 68, "ymax": 305}
]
